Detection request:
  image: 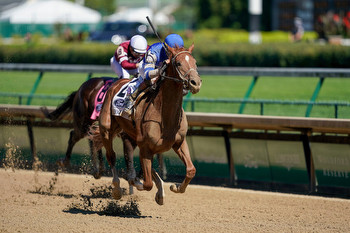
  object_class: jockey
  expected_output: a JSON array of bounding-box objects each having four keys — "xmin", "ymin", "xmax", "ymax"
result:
[
  {"xmin": 125, "ymin": 34, "xmax": 184, "ymax": 112},
  {"xmin": 112, "ymin": 34, "xmax": 184, "ymax": 116},
  {"xmin": 110, "ymin": 35, "xmax": 148, "ymax": 79}
]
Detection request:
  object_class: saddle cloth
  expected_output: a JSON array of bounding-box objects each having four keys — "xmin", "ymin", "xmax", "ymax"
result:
[
  {"xmin": 111, "ymin": 76, "xmax": 143, "ymax": 119},
  {"xmin": 90, "ymin": 78, "xmax": 117, "ymax": 120}
]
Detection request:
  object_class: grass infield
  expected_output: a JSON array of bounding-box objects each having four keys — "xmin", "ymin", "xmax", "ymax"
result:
[{"xmin": 1, "ymin": 71, "xmax": 349, "ymax": 118}]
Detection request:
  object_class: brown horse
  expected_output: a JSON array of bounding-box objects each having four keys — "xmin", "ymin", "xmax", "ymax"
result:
[
  {"xmin": 98, "ymin": 44, "xmax": 202, "ymax": 205},
  {"xmin": 41, "ymin": 78, "xmax": 138, "ymax": 186}
]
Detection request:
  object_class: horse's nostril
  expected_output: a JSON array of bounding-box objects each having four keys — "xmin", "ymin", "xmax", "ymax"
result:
[{"xmin": 190, "ymin": 80, "xmax": 197, "ymax": 86}]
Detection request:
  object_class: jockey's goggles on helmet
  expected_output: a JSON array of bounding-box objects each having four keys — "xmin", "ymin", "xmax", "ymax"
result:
[{"xmin": 131, "ymin": 47, "xmax": 145, "ymax": 57}]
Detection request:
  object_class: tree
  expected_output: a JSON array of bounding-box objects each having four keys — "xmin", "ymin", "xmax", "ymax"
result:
[{"xmin": 196, "ymin": 0, "xmax": 248, "ymax": 29}]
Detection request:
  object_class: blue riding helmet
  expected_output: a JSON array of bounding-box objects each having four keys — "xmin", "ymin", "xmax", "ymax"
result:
[{"xmin": 164, "ymin": 34, "xmax": 184, "ymax": 48}]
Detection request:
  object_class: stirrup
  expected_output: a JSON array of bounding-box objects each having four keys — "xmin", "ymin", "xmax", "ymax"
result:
[
  {"xmin": 124, "ymin": 102, "xmax": 133, "ymax": 114},
  {"xmin": 124, "ymin": 108, "xmax": 133, "ymax": 116}
]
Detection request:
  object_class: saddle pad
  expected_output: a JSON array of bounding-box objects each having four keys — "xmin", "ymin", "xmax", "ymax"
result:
[
  {"xmin": 90, "ymin": 78, "xmax": 116, "ymax": 120},
  {"xmin": 111, "ymin": 81, "xmax": 130, "ymax": 117}
]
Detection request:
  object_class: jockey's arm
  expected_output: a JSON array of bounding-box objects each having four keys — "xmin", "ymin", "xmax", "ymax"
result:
[
  {"xmin": 141, "ymin": 55, "xmax": 169, "ymax": 80},
  {"xmin": 120, "ymin": 59, "xmax": 137, "ymax": 70},
  {"xmin": 115, "ymin": 45, "xmax": 137, "ymax": 70}
]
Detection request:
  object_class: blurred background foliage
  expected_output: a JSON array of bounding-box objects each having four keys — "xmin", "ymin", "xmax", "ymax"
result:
[
  {"xmin": 1, "ymin": 0, "xmax": 350, "ymax": 67},
  {"xmin": 2, "ymin": 32, "xmax": 350, "ymax": 68}
]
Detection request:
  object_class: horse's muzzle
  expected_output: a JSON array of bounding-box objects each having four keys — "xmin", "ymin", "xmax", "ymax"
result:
[{"xmin": 189, "ymin": 75, "xmax": 202, "ymax": 94}]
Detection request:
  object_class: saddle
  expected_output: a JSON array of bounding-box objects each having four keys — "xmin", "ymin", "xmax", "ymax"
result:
[{"xmin": 126, "ymin": 78, "xmax": 160, "ymax": 118}]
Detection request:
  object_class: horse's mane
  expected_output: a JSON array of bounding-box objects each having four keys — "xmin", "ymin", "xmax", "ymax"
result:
[{"xmin": 167, "ymin": 45, "xmax": 187, "ymax": 59}]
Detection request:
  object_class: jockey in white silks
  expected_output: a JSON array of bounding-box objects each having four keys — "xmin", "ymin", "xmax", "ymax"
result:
[
  {"xmin": 112, "ymin": 34, "xmax": 184, "ymax": 117},
  {"xmin": 110, "ymin": 35, "xmax": 148, "ymax": 79}
]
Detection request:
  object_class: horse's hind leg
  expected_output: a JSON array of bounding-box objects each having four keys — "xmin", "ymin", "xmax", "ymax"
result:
[
  {"xmin": 105, "ymin": 141, "xmax": 122, "ymax": 200},
  {"xmin": 57, "ymin": 130, "xmax": 82, "ymax": 168},
  {"xmin": 100, "ymin": 123, "xmax": 123, "ymax": 200},
  {"xmin": 170, "ymin": 139, "xmax": 196, "ymax": 193},
  {"xmin": 88, "ymin": 139, "xmax": 104, "ymax": 179},
  {"xmin": 120, "ymin": 133, "xmax": 142, "ymax": 194}
]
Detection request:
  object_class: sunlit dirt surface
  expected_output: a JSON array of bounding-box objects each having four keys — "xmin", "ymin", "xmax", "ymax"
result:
[{"xmin": 1, "ymin": 168, "xmax": 349, "ymax": 233}]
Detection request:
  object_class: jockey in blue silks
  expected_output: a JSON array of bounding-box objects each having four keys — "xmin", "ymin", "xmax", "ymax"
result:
[{"xmin": 112, "ymin": 34, "xmax": 184, "ymax": 116}]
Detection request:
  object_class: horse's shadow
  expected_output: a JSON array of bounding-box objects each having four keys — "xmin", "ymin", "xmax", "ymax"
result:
[
  {"xmin": 63, "ymin": 197, "xmax": 149, "ymax": 218},
  {"xmin": 30, "ymin": 184, "xmax": 148, "ymax": 218},
  {"xmin": 29, "ymin": 190, "xmax": 75, "ymax": 199},
  {"xmin": 63, "ymin": 207, "xmax": 149, "ymax": 219}
]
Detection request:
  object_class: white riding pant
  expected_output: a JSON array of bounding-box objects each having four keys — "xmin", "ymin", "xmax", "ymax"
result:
[{"xmin": 110, "ymin": 56, "xmax": 138, "ymax": 79}]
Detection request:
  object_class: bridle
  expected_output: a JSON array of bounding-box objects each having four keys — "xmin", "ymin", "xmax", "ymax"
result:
[{"xmin": 160, "ymin": 50, "xmax": 198, "ymax": 90}]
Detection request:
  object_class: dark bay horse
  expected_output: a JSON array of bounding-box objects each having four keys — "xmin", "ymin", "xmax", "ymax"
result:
[
  {"xmin": 98, "ymin": 44, "xmax": 202, "ymax": 205},
  {"xmin": 41, "ymin": 78, "xmax": 138, "ymax": 187}
]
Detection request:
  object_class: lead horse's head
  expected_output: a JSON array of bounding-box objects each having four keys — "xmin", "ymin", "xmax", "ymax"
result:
[{"xmin": 167, "ymin": 44, "xmax": 202, "ymax": 94}]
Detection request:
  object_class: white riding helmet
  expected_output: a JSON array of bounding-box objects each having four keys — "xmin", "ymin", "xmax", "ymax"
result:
[{"xmin": 130, "ymin": 35, "xmax": 147, "ymax": 54}]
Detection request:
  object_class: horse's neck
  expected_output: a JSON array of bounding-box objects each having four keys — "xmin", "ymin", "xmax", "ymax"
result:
[{"xmin": 158, "ymin": 78, "xmax": 183, "ymax": 127}]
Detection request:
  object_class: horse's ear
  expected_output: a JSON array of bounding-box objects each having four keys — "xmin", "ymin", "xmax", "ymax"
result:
[{"xmin": 189, "ymin": 43, "xmax": 194, "ymax": 53}]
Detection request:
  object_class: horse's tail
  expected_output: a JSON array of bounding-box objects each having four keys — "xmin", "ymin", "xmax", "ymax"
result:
[{"xmin": 41, "ymin": 91, "xmax": 77, "ymax": 121}]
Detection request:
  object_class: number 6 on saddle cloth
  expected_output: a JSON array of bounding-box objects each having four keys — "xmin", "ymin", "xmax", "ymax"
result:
[{"xmin": 90, "ymin": 78, "xmax": 116, "ymax": 120}]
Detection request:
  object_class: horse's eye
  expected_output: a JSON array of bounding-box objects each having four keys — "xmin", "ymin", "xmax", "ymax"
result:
[{"xmin": 176, "ymin": 62, "xmax": 181, "ymax": 67}]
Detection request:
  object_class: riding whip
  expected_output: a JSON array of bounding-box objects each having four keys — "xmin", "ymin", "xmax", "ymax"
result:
[{"xmin": 146, "ymin": 16, "xmax": 170, "ymax": 56}]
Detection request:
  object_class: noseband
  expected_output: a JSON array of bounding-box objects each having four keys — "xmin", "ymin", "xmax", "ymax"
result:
[{"xmin": 160, "ymin": 50, "xmax": 198, "ymax": 89}]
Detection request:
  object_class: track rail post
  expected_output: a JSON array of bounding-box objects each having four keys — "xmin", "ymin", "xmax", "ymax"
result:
[
  {"xmin": 301, "ymin": 130, "xmax": 317, "ymax": 193},
  {"xmin": 223, "ymin": 129, "xmax": 236, "ymax": 185},
  {"xmin": 26, "ymin": 117, "xmax": 40, "ymax": 170}
]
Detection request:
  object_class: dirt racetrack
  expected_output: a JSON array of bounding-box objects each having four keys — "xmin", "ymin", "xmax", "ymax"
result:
[{"xmin": 1, "ymin": 168, "xmax": 349, "ymax": 233}]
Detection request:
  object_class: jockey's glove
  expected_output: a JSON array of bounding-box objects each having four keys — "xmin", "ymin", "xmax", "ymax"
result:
[
  {"xmin": 148, "ymin": 68, "xmax": 160, "ymax": 79},
  {"xmin": 147, "ymin": 63, "xmax": 168, "ymax": 80}
]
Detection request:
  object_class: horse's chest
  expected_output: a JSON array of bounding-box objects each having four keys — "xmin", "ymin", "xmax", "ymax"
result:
[{"xmin": 138, "ymin": 121, "xmax": 184, "ymax": 150}]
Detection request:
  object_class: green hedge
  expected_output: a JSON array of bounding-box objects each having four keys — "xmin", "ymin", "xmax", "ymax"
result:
[
  {"xmin": 1, "ymin": 41, "xmax": 350, "ymax": 68},
  {"xmin": 191, "ymin": 42, "xmax": 350, "ymax": 67},
  {"xmin": 0, "ymin": 43, "xmax": 115, "ymax": 65}
]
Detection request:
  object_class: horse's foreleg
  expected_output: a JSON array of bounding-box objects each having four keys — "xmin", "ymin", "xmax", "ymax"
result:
[
  {"xmin": 121, "ymin": 133, "xmax": 138, "ymax": 194},
  {"xmin": 171, "ymin": 139, "xmax": 196, "ymax": 193},
  {"xmin": 107, "ymin": 149, "xmax": 122, "ymax": 200},
  {"xmin": 152, "ymin": 168, "xmax": 165, "ymax": 205},
  {"xmin": 140, "ymin": 152, "xmax": 153, "ymax": 191},
  {"xmin": 100, "ymin": 124, "xmax": 122, "ymax": 200},
  {"xmin": 111, "ymin": 165, "xmax": 122, "ymax": 200}
]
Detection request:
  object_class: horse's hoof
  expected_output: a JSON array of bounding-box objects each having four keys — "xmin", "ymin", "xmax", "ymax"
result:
[
  {"xmin": 93, "ymin": 172, "xmax": 102, "ymax": 179},
  {"xmin": 155, "ymin": 193, "xmax": 164, "ymax": 205},
  {"xmin": 170, "ymin": 184, "xmax": 177, "ymax": 192},
  {"xmin": 130, "ymin": 178, "xmax": 144, "ymax": 191},
  {"xmin": 112, "ymin": 187, "xmax": 122, "ymax": 200},
  {"xmin": 170, "ymin": 183, "xmax": 184, "ymax": 193}
]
